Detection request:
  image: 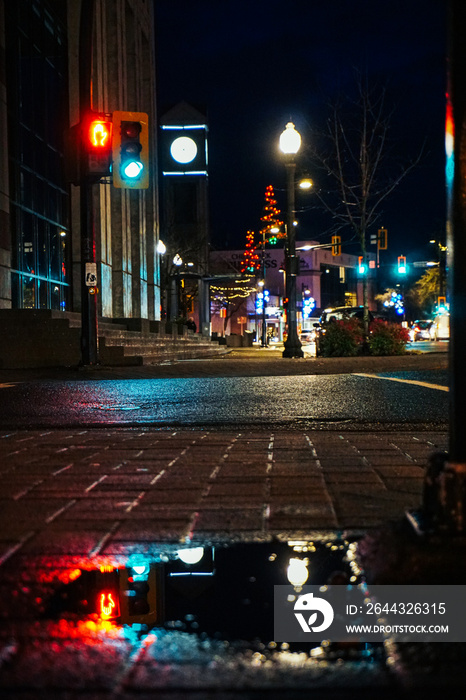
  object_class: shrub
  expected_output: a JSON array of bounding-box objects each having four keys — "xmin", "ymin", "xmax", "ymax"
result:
[
  {"xmin": 319, "ymin": 318, "xmax": 364, "ymax": 357},
  {"xmin": 368, "ymin": 319, "xmax": 410, "ymax": 355}
]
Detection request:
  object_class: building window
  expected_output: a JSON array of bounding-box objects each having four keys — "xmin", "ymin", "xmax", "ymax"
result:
[{"xmin": 5, "ymin": 0, "xmax": 70, "ymax": 310}]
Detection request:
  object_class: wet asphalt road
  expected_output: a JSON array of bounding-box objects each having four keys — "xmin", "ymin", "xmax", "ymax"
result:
[{"xmin": 0, "ymin": 369, "xmax": 449, "ymax": 430}]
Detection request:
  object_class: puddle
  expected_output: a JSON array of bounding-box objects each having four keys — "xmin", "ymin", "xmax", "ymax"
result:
[
  {"xmin": 0, "ymin": 539, "xmax": 397, "ymax": 694},
  {"xmin": 44, "ymin": 539, "xmax": 382, "ymax": 657}
]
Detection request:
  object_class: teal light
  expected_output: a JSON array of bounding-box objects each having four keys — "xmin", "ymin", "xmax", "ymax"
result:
[{"xmin": 123, "ymin": 160, "xmax": 144, "ymax": 179}]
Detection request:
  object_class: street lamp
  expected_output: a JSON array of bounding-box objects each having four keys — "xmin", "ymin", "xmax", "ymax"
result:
[{"xmin": 279, "ymin": 122, "xmax": 303, "ymax": 358}]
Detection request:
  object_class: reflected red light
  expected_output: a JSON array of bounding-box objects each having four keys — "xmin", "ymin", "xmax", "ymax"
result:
[
  {"xmin": 99, "ymin": 590, "xmax": 120, "ymax": 619},
  {"xmin": 99, "ymin": 564, "xmax": 115, "ymax": 573}
]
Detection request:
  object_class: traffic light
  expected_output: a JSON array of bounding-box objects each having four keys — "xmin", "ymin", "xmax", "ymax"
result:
[
  {"xmin": 378, "ymin": 227, "xmax": 388, "ymax": 250},
  {"xmin": 64, "ymin": 113, "xmax": 112, "ymax": 184},
  {"xmin": 85, "ymin": 114, "xmax": 113, "ymax": 179},
  {"xmin": 119, "ymin": 563, "xmax": 160, "ymax": 625},
  {"xmin": 112, "ymin": 110, "xmax": 149, "ymax": 189},
  {"xmin": 437, "ymin": 296, "xmax": 447, "ymax": 311},
  {"xmin": 358, "ymin": 256, "xmax": 367, "ymax": 275},
  {"xmin": 331, "ymin": 235, "xmax": 341, "ymax": 256},
  {"xmin": 95, "ymin": 567, "xmax": 120, "ymax": 620},
  {"xmin": 397, "ymin": 255, "xmax": 407, "ymax": 274}
]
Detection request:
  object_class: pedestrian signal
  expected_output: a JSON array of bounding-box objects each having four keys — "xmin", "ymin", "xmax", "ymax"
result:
[{"xmin": 84, "ymin": 113, "xmax": 113, "ymax": 179}]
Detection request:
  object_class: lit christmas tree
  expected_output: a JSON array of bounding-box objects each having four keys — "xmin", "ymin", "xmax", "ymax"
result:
[
  {"xmin": 241, "ymin": 230, "xmax": 261, "ymax": 274},
  {"xmin": 260, "ymin": 185, "xmax": 284, "ymax": 244}
]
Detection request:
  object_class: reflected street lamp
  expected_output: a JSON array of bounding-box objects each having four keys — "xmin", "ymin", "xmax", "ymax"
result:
[{"xmin": 279, "ymin": 122, "xmax": 303, "ymax": 358}]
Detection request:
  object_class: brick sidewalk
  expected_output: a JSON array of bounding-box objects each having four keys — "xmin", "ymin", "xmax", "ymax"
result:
[{"xmin": 0, "ymin": 426, "xmax": 447, "ymax": 566}]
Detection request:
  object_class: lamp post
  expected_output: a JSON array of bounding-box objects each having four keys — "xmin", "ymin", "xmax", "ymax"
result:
[
  {"xmin": 279, "ymin": 122, "xmax": 303, "ymax": 358},
  {"xmin": 260, "ymin": 229, "xmax": 268, "ymax": 347}
]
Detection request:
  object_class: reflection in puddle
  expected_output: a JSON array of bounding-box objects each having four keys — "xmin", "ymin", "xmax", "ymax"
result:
[
  {"xmin": 45, "ymin": 539, "xmax": 380, "ymax": 660},
  {"xmin": 0, "ymin": 539, "xmax": 394, "ymax": 694}
]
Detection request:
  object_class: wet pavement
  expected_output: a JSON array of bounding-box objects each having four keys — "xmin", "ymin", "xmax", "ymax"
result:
[{"xmin": 1, "ymin": 348, "xmax": 465, "ymax": 697}]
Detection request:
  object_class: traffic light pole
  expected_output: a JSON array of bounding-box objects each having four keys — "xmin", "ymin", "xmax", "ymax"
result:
[
  {"xmin": 80, "ymin": 180, "xmax": 98, "ymax": 364},
  {"xmin": 79, "ymin": 0, "xmax": 98, "ymax": 365}
]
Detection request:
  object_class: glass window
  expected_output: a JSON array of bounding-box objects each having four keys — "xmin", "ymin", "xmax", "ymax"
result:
[
  {"xmin": 21, "ymin": 272, "xmax": 36, "ymax": 309},
  {"xmin": 6, "ymin": 0, "xmax": 70, "ymax": 310},
  {"xmin": 37, "ymin": 218, "xmax": 48, "ymax": 277},
  {"xmin": 38, "ymin": 277, "xmax": 48, "ymax": 308}
]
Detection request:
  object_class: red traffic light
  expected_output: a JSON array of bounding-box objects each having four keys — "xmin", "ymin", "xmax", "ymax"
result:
[
  {"xmin": 88, "ymin": 119, "xmax": 112, "ymax": 149},
  {"xmin": 122, "ymin": 121, "xmax": 142, "ymax": 140}
]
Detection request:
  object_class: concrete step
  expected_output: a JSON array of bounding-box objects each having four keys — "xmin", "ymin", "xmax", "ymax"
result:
[
  {"xmin": 101, "ymin": 333, "xmax": 214, "ymax": 347},
  {"xmin": 99, "ymin": 340, "xmax": 228, "ymax": 366},
  {"xmin": 0, "ymin": 308, "xmax": 226, "ymax": 368}
]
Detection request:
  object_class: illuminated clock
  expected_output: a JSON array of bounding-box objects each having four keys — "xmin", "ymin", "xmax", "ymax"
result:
[{"xmin": 170, "ymin": 136, "xmax": 198, "ymax": 164}]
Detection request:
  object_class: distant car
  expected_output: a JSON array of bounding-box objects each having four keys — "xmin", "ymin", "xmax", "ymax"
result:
[
  {"xmin": 409, "ymin": 320, "xmax": 432, "ymax": 342},
  {"xmin": 300, "ymin": 330, "xmax": 315, "ymax": 344},
  {"xmin": 318, "ymin": 306, "xmax": 375, "ymax": 326},
  {"xmin": 430, "ymin": 314, "xmax": 450, "ymax": 341}
]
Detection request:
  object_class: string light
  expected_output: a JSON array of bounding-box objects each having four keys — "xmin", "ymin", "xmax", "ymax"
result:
[{"xmin": 240, "ymin": 230, "xmax": 261, "ymax": 274}]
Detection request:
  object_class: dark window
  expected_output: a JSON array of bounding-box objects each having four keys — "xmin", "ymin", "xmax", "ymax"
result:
[
  {"xmin": 173, "ymin": 182, "xmax": 198, "ymax": 225},
  {"xmin": 6, "ymin": 0, "xmax": 70, "ymax": 310}
]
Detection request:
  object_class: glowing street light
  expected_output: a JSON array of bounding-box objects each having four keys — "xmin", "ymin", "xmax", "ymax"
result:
[
  {"xmin": 157, "ymin": 239, "xmax": 167, "ymax": 255},
  {"xmin": 279, "ymin": 122, "xmax": 303, "ymax": 358}
]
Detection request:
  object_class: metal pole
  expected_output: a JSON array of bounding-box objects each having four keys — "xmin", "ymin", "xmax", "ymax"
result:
[
  {"xmin": 448, "ymin": 0, "xmax": 466, "ymax": 463},
  {"xmin": 79, "ymin": 0, "xmax": 98, "ymax": 365},
  {"xmin": 283, "ymin": 160, "xmax": 303, "ymax": 358},
  {"xmin": 416, "ymin": 0, "xmax": 466, "ymax": 534},
  {"xmin": 261, "ymin": 229, "xmax": 267, "ymax": 347}
]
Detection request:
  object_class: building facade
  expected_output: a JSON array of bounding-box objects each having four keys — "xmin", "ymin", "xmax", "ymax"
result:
[
  {"xmin": 158, "ymin": 101, "xmax": 210, "ymax": 334},
  {"xmin": 0, "ymin": 0, "xmax": 161, "ymax": 322},
  {"xmin": 209, "ymin": 242, "xmax": 377, "ymax": 340}
]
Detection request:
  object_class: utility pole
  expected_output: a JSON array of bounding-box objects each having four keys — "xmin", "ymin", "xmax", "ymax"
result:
[{"xmin": 79, "ymin": 0, "xmax": 98, "ymax": 365}]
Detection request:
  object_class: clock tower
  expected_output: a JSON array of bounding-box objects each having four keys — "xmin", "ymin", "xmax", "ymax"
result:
[{"xmin": 159, "ymin": 102, "xmax": 210, "ymax": 334}]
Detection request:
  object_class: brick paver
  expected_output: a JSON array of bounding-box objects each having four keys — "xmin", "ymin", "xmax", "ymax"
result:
[
  {"xmin": 0, "ymin": 427, "xmax": 448, "ymax": 565},
  {"xmin": 0, "ymin": 350, "xmax": 457, "ymax": 697}
]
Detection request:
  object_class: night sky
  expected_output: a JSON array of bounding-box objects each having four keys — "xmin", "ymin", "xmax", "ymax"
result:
[{"xmin": 155, "ymin": 0, "xmax": 447, "ymax": 266}]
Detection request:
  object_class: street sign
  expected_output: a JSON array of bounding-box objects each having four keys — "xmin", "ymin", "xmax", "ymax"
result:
[{"xmin": 85, "ymin": 262, "xmax": 97, "ymax": 286}]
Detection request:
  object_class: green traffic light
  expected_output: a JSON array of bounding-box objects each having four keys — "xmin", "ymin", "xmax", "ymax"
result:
[{"xmin": 123, "ymin": 160, "xmax": 144, "ymax": 179}]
